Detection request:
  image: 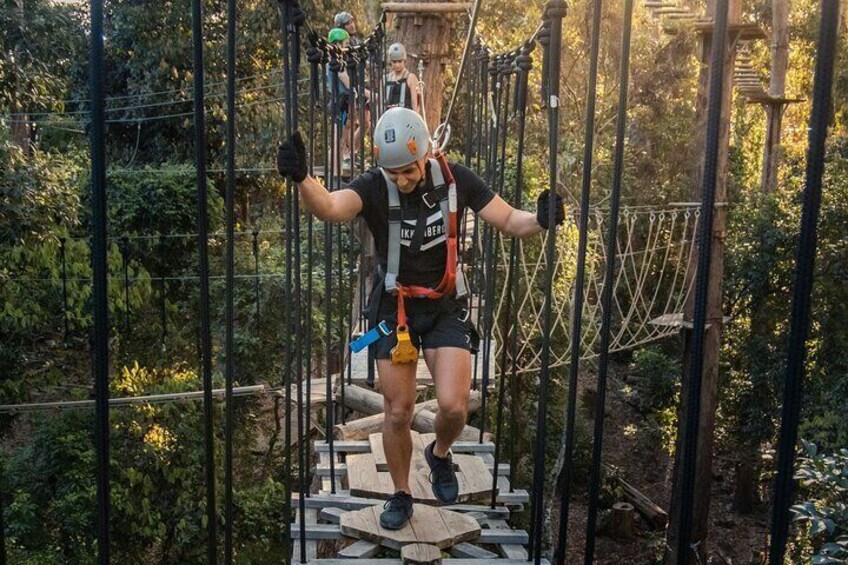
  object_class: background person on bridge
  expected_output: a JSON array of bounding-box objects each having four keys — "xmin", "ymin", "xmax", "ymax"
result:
[
  {"xmin": 277, "ymin": 107, "xmax": 565, "ymax": 531},
  {"xmin": 385, "ymin": 42, "xmax": 420, "ymax": 113}
]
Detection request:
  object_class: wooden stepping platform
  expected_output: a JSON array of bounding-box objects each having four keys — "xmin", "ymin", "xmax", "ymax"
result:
[
  {"xmin": 340, "ymin": 504, "xmax": 480, "ymax": 550},
  {"xmin": 346, "ymin": 432, "xmax": 494, "ymax": 504}
]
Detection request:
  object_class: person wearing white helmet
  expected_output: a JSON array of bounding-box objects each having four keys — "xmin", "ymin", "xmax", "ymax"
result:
[
  {"xmin": 385, "ymin": 43, "xmax": 419, "ymax": 112},
  {"xmin": 333, "ymin": 11, "xmax": 361, "ymax": 47},
  {"xmin": 277, "ymin": 107, "xmax": 565, "ymax": 531}
]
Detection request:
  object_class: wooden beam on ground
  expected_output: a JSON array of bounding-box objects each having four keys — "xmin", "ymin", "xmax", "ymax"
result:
[
  {"xmin": 338, "ymin": 385, "xmax": 481, "ymax": 418},
  {"xmin": 335, "ymin": 404, "xmax": 491, "ymax": 441},
  {"xmin": 314, "ymin": 439, "xmax": 496, "ymax": 454}
]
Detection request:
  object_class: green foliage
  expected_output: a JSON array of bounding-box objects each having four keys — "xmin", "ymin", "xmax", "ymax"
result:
[
  {"xmin": 788, "ymin": 441, "xmax": 848, "ymax": 564},
  {"xmin": 4, "ymin": 363, "xmax": 287, "ymax": 563},
  {"xmin": 632, "ymin": 348, "xmax": 680, "ymax": 414}
]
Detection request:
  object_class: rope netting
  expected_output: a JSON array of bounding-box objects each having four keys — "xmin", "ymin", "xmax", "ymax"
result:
[{"xmin": 478, "ymin": 205, "xmax": 699, "ymax": 375}]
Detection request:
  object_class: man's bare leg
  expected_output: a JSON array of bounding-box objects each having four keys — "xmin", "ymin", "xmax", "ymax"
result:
[
  {"xmin": 378, "ymin": 359, "xmax": 418, "ymax": 493},
  {"xmin": 424, "ymin": 347, "xmax": 472, "ymax": 457}
]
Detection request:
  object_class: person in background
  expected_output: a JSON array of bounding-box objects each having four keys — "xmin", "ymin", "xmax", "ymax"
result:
[
  {"xmin": 385, "ymin": 43, "xmax": 419, "ymax": 114},
  {"xmin": 334, "ymin": 11, "xmax": 361, "ymax": 47},
  {"xmin": 326, "ymin": 28, "xmax": 370, "ymax": 171}
]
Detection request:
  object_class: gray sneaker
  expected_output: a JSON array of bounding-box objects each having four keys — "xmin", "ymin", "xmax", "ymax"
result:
[
  {"xmin": 424, "ymin": 441, "xmax": 459, "ymax": 504},
  {"xmin": 380, "ymin": 491, "xmax": 414, "ymax": 530}
]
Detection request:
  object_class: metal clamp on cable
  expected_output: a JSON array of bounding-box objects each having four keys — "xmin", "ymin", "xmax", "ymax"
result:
[{"xmin": 432, "ymin": 122, "xmax": 451, "ymax": 154}]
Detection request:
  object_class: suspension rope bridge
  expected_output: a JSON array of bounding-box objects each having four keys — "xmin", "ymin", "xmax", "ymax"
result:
[{"xmin": 0, "ymin": 0, "xmax": 840, "ymax": 564}]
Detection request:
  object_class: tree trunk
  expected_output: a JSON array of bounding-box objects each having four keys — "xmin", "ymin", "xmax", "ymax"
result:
[
  {"xmin": 760, "ymin": 0, "xmax": 789, "ymax": 193},
  {"xmin": 733, "ymin": 452, "xmax": 757, "ymax": 513},
  {"xmin": 665, "ymin": 1, "xmax": 740, "ymax": 563},
  {"xmin": 386, "ymin": 1, "xmax": 462, "ymax": 133},
  {"xmin": 609, "ymin": 502, "xmax": 636, "ymax": 540}
]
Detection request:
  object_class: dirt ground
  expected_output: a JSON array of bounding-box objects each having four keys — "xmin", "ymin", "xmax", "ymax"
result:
[{"xmin": 551, "ymin": 369, "xmax": 771, "ymax": 565}]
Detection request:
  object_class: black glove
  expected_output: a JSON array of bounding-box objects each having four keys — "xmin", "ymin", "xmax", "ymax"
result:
[
  {"xmin": 277, "ymin": 131, "xmax": 308, "ymax": 183},
  {"xmin": 536, "ymin": 189, "xmax": 566, "ymax": 230}
]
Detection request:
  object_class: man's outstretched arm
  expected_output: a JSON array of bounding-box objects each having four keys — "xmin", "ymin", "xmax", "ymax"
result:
[
  {"xmin": 296, "ymin": 176, "xmax": 362, "ymax": 223},
  {"xmin": 478, "ymin": 189, "xmax": 565, "ymax": 238},
  {"xmin": 278, "ymin": 131, "xmax": 363, "ymax": 222}
]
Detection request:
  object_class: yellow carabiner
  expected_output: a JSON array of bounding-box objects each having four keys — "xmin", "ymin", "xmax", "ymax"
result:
[{"xmin": 391, "ymin": 325, "xmax": 418, "ymax": 364}]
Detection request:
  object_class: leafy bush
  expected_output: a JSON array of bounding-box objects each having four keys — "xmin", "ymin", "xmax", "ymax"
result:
[
  {"xmin": 789, "ymin": 441, "xmax": 848, "ymax": 564},
  {"xmin": 632, "ymin": 348, "xmax": 680, "ymax": 413}
]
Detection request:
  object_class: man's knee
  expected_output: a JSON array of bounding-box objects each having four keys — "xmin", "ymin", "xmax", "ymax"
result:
[
  {"xmin": 385, "ymin": 401, "xmax": 414, "ymax": 428},
  {"xmin": 438, "ymin": 396, "xmax": 468, "ymax": 425}
]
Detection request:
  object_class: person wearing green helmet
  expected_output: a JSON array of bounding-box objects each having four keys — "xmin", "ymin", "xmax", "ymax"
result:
[
  {"xmin": 327, "ymin": 27, "xmax": 349, "ymax": 44},
  {"xmin": 326, "ymin": 27, "xmax": 370, "ymax": 170},
  {"xmin": 277, "ymin": 107, "xmax": 566, "ymax": 531}
]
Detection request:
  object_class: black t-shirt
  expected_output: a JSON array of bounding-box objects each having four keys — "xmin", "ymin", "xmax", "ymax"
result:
[{"xmin": 347, "ymin": 161, "xmax": 496, "ymax": 287}]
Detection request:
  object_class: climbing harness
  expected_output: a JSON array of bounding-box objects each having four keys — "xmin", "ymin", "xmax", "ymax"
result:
[
  {"xmin": 385, "ymin": 69, "xmax": 413, "ymax": 109},
  {"xmin": 350, "ymin": 154, "xmax": 467, "ymax": 365}
]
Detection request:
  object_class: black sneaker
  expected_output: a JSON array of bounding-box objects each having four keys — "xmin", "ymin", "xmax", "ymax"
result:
[
  {"xmin": 379, "ymin": 491, "xmax": 414, "ymax": 530},
  {"xmin": 424, "ymin": 441, "xmax": 459, "ymax": 504}
]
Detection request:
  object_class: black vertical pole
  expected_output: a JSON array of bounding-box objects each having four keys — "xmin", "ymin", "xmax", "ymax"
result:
[
  {"xmin": 285, "ymin": 4, "xmax": 306, "ymax": 560},
  {"xmin": 121, "ymin": 236, "xmax": 130, "ymax": 334},
  {"xmin": 158, "ymin": 234, "xmax": 167, "ymax": 347},
  {"xmin": 492, "ymin": 47, "xmax": 530, "ymax": 508},
  {"xmin": 768, "ymin": 1, "xmax": 840, "ymax": 563},
  {"xmin": 60, "ymin": 237, "xmax": 70, "ymax": 347},
  {"xmin": 553, "ymin": 0, "xmax": 599, "ymax": 560},
  {"xmin": 584, "ymin": 0, "xmax": 633, "ymax": 562},
  {"xmin": 190, "ymin": 0, "xmax": 218, "ymax": 559},
  {"xmin": 223, "ymin": 0, "xmax": 237, "ymax": 558},
  {"xmin": 252, "ymin": 229, "xmax": 261, "ymax": 320},
  {"xmin": 530, "ymin": 2, "xmax": 565, "ymax": 562},
  {"xmin": 675, "ymin": 0, "xmax": 729, "ymax": 562},
  {"xmin": 89, "ymin": 0, "xmax": 110, "ymax": 560}
]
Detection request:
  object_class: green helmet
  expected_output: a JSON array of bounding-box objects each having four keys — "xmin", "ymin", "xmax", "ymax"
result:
[{"xmin": 327, "ymin": 28, "xmax": 350, "ymax": 44}]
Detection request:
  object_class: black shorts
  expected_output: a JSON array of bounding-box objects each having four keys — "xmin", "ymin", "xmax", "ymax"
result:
[{"xmin": 368, "ymin": 293, "xmax": 480, "ymax": 360}]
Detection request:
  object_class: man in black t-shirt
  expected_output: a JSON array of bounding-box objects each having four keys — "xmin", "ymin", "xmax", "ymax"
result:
[{"xmin": 278, "ymin": 107, "xmax": 564, "ymax": 531}]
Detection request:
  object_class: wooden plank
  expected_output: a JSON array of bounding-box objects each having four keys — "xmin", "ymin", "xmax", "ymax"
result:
[
  {"xmin": 454, "ymin": 454, "xmax": 495, "ymax": 502},
  {"xmin": 337, "ymin": 538, "xmax": 381, "ymax": 559},
  {"xmin": 301, "ymin": 492, "xmax": 516, "ymax": 512},
  {"xmin": 288, "ymin": 524, "xmax": 342, "ymax": 540},
  {"xmin": 401, "ymin": 543, "xmax": 442, "ymax": 564},
  {"xmin": 449, "ymin": 542, "xmax": 498, "ymax": 559},
  {"xmin": 370, "ymin": 433, "xmax": 388, "ymax": 470},
  {"xmin": 292, "ymin": 507, "xmax": 319, "ymax": 562},
  {"xmin": 488, "ymin": 519, "xmax": 527, "ymax": 560},
  {"xmin": 320, "ymin": 507, "xmax": 345, "ymax": 524},
  {"xmin": 381, "ymin": 2, "xmax": 472, "ymax": 13},
  {"xmin": 477, "ymin": 529, "xmax": 528, "ymax": 545},
  {"xmin": 310, "ymin": 557, "xmax": 550, "ymax": 565}
]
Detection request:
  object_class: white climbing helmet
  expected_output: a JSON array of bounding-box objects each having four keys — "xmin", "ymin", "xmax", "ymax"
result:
[
  {"xmin": 387, "ymin": 43, "xmax": 407, "ymax": 62},
  {"xmin": 373, "ymin": 107, "xmax": 430, "ymax": 169},
  {"xmin": 334, "ymin": 11, "xmax": 353, "ymax": 26}
]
